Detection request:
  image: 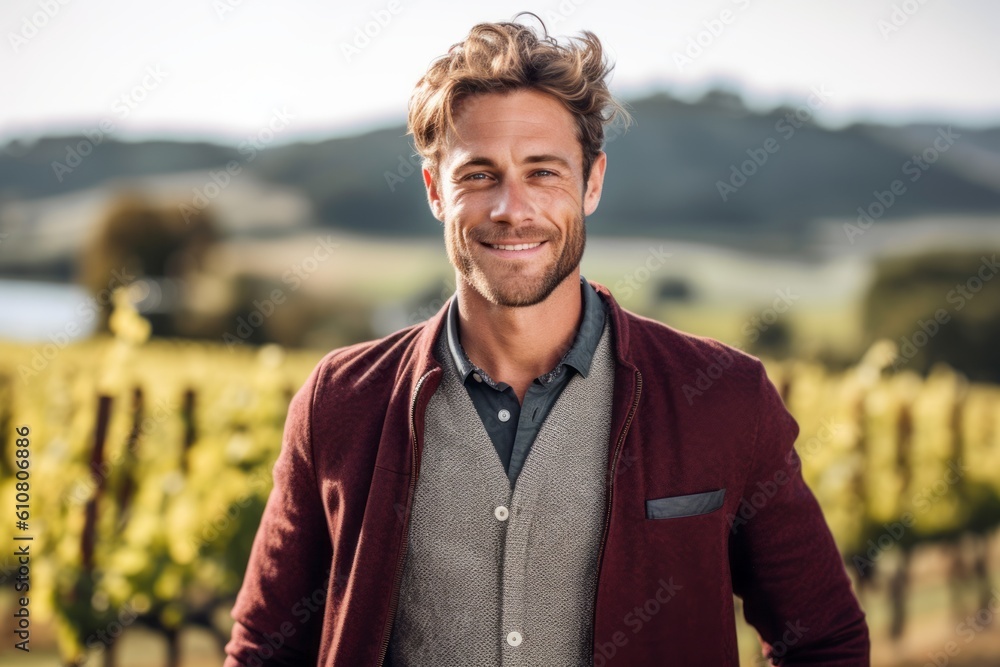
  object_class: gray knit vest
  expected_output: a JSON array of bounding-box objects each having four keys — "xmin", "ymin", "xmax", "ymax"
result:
[{"xmin": 386, "ymin": 312, "xmax": 614, "ymax": 667}]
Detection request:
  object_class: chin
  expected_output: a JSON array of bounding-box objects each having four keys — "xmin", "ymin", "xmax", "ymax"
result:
[{"xmin": 472, "ymin": 270, "xmax": 567, "ymax": 308}]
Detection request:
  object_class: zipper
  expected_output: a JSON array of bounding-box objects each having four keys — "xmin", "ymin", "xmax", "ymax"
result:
[
  {"xmin": 590, "ymin": 368, "xmax": 642, "ymax": 660},
  {"xmin": 376, "ymin": 368, "xmax": 436, "ymax": 666}
]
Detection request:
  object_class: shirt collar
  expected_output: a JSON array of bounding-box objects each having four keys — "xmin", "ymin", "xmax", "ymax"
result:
[{"xmin": 445, "ymin": 275, "xmax": 608, "ymax": 386}]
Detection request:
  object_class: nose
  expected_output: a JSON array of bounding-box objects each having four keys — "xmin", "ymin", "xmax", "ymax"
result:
[{"xmin": 490, "ymin": 177, "xmax": 534, "ymax": 226}]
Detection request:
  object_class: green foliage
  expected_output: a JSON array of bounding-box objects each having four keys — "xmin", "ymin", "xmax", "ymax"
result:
[
  {"xmin": 76, "ymin": 191, "xmax": 220, "ymax": 337},
  {"xmin": 862, "ymin": 250, "xmax": 1000, "ymax": 382},
  {"xmin": 0, "ymin": 333, "xmax": 320, "ymax": 664}
]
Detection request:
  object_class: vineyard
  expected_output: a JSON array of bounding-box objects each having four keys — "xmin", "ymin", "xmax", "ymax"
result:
[
  {"xmin": 0, "ymin": 296, "xmax": 319, "ymax": 666},
  {"xmin": 1, "ymin": 297, "xmax": 999, "ymax": 665}
]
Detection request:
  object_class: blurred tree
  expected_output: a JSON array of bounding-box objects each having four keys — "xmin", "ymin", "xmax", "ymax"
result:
[
  {"xmin": 863, "ymin": 249, "xmax": 1000, "ymax": 382},
  {"xmin": 653, "ymin": 277, "xmax": 693, "ymax": 303},
  {"xmin": 77, "ymin": 191, "xmax": 219, "ymax": 337},
  {"xmin": 746, "ymin": 318, "xmax": 793, "ymax": 360}
]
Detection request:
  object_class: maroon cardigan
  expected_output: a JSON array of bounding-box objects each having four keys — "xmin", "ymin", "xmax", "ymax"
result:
[{"xmin": 225, "ymin": 280, "xmax": 869, "ymax": 666}]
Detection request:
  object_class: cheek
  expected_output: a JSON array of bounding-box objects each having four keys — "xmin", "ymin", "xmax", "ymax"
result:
[
  {"xmin": 448, "ymin": 191, "xmax": 492, "ymax": 220},
  {"xmin": 441, "ymin": 200, "xmax": 478, "ymax": 242},
  {"xmin": 549, "ymin": 182, "xmax": 584, "ymax": 208}
]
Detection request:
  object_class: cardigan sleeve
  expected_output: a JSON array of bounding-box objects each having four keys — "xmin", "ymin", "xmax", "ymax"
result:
[
  {"xmin": 728, "ymin": 361, "xmax": 870, "ymax": 666},
  {"xmin": 224, "ymin": 363, "xmax": 331, "ymax": 666}
]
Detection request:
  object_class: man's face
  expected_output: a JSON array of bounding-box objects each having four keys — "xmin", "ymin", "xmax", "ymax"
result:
[{"xmin": 423, "ymin": 88, "xmax": 607, "ymax": 307}]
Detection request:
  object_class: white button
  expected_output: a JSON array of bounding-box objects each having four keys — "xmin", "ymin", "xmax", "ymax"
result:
[
  {"xmin": 494, "ymin": 505, "xmax": 509, "ymax": 521},
  {"xmin": 472, "ymin": 372, "xmax": 483, "ymax": 382},
  {"xmin": 498, "ymin": 408, "xmax": 511, "ymax": 422},
  {"xmin": 506, "ymin": 630, "xmax": 522, "ymax": 646}
]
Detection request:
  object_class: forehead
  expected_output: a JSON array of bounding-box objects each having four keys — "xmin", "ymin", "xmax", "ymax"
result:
[{"xmin": 441, "ymin": 89, "xmax": 581, "ymax": 168}]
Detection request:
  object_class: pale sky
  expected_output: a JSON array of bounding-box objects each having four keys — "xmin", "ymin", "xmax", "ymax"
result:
[{"xmin": 2, "ymin": 0, "xmax": 1000, "ymax": 147}]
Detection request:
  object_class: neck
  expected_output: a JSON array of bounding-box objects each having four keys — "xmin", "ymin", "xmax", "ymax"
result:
[{"xmin": 454, "ymin": 270, "xmax": 583, "ymax": 403}]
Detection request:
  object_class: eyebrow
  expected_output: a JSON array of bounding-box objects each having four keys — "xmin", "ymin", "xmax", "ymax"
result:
[{"xmin": 453, "ymin": 154, "xmax": 573, "ymax": 173}]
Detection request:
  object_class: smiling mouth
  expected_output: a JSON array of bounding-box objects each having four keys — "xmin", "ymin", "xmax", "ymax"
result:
[{"xmin": 483, "ymin": 241, "xmax": 544, "ymax": 251}]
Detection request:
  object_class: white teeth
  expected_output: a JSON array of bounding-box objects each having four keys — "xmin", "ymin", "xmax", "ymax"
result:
[{"xmin": 489, "ymin": 242, "xmax": 542, "ymax": 251}]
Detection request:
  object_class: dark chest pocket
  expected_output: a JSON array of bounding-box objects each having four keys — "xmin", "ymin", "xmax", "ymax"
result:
[{"xmin": 645, "ymin": 488, "xmax": 725, "ymax": 519}]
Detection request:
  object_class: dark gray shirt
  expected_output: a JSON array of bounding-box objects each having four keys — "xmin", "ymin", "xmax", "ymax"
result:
[{"xmin": 444, "ymin": 275, "xmax": 609, "ymax": 488}]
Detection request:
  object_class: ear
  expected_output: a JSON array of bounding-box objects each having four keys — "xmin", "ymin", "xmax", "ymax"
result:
[
  {"xmin": 423, "ymin": 167, "xmax": 445, "ymax": 222},
  {"xmin": 583, "ymin": 150, "xmax": 607, "ymax": 217}
]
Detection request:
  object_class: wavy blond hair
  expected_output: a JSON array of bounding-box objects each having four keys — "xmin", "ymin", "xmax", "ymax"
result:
[{"xmin": 407, "ymin": 12, "xmax": 631, "ymax": 182}]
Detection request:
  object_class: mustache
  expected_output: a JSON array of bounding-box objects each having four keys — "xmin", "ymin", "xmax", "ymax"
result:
[{"xmin": 471, "ymin": 226, "xmax": 555, "ymax": 244}]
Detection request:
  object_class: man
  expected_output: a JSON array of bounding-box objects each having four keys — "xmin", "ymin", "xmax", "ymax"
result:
[{"xmin": 225, "ymin": 15, "xmax": 869, "ymax": 666}]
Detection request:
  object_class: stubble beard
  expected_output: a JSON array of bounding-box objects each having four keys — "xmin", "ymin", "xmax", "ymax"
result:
[{"xmin": 446, "ymin": 211, "xmax": 587, "ymax": 308}]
